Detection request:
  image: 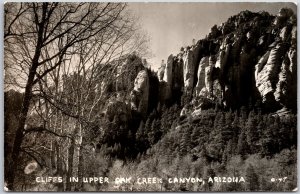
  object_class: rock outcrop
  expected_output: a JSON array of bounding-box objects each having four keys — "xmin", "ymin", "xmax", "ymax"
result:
[
  {"xmin": 195, "ymin": 57, "xmax": 209, "ymax": 96},
  {"xmin": 157, "ymin": 54, "xmax": 184, "ymax": 104},
  {"xmin": 99, "ymin": 54, "xmax": 148, "ymax": 120},
  {"xmin": 98, "ymin": 8, "xmax": 297, "ymax": 141},
  {"xmin": 171, "ymin": 56, "xmax": 184, "ymax": 104},
  {"xmin": 157, "ymin": 61, "xmax": 166, "ymax": 81},
  {"xmin": 163, "ymin": 55, "xmax": 173, "ymax": 85},
  {"xmin": 183, "ymin": 49, "xmax": 196, "ymax": 95},
  {"xmin": 121, "ymin": 8, "xmax": 297, "ymax": 119},
  {"xmin": 116, "ymin": 54, "xmax": 145, "ymax": 92},
  {"xmin": 255, "ymin": 42, "xmax": 288, "ymax": 109},
  {"xmin": 161, "ymin": 55, "xmax": 174, "ymax": 100},
  {"xmin": 274, "ymin": 46, "xmax": 297, "ymax": 109},
  {"xmin": 130, "ymin": 70, "xmax": 150, "ymax": 117},
  {"xmin": 159, "ymin": 8, "xmax": 297, "ymax": 113}
]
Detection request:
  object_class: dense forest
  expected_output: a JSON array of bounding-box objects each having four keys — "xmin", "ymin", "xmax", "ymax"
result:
[{"xmin": 78, "ymin": 97, "xmax": 297, "ymax": 191}]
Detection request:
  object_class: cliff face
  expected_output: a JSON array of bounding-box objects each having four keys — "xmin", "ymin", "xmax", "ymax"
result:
[
  {"xmin": 155, "ymin": 8, "xmax": 297, "ymax": 113},
  {"xmin": 116, "ymin": 55, "xmax": 145, "ymax": 92},
  {"xmin": 183, "ymin": 49, "xmax": 196, "ymax": 94},
  {"xmin": 158, "ymin": 54, "xmax": 184, "ymax": 104},
  {"xmin": 99, "ymin": 54, "xmax": 146, "ymax": 120},
  {"xmin": 130, "ymin": 70, "xmax": 150, "ymax": 117},
  {"xmin": 98, "ymin": 54, "xmax": 145, "ymax": 98},
  {"xmin": 104, "ymin": 8, "xmax": 296, "ymax": 121}
]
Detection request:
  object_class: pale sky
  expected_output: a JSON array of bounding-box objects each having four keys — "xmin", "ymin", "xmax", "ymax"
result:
[{"xmin": 128, "ymin": 2, "xmax": 297, "ymax": 70}]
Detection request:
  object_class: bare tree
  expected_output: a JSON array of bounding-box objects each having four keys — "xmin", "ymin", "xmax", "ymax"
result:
[{"xmin": 4, "ymin": 2, "xmax": 148, "ymax": 190}]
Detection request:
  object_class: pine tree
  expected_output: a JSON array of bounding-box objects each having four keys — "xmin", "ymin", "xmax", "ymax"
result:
[
  {"xmin": 148, "ymin": 119, "xmax": 161, "ymax": 145},
  {"xmin": 144, "ymin": 117, "xmax": 151, "ymax": 134},
  {"xmin": 245, "ymin": 110, "xmax": 258, "ymax": 153},
  {"xmin": 191, "ymin": 125, "xmax": 201, "ymax": 147},
  {"xmin": 156, "ymin": 102, "xmax": 162, "ymax": 113},
  {"xmin": 148, "ymin": 120, "xmax": 155, "ymax": 145},
  {"xmin": 214, "ymin": 103, "xmax": 219, "ymax": 112},
  {"xmin": 207, "ymin": 112, "xmax": 226, "ymax": 159},
  {"xmin": 136, "ymin": 120, "xmax": 145, "ymax": 141},
  {"xmin": 225, "ymin": 110, "xmax": 233, "ymax": 126},
  {"xmin": 288, "ymin": 115, "xmax": 297, "ymax": 145},
  {"xmin": 231, "ymin": 111, "xmax": 240, "ymax": 141},
  {"xmin": 271, "ymin": 116, "xmax": 280, "ymax": 153},
  {"xmin": 214, "ymin": 112, "xmax": 225, "ymax": 130},
  {"xmin": 222, "ymin": 118, "xmax": 234, "ymax": 142},
  {"xmin": 135, "ymin": 120, "xmax": 149, "ymax": 152},
  {"xmin": 240, "ymin": 106, "xmax": 248, "ymax": 128},
  {"xmin": 204, "ymin": 166, "xmax": 215, "ymax": 191},
  {"xmin": 260, "ymin": 114, "xmax": 282, "ymax": 156},
  {"xmin": 254, "ymin": 100, "xmax": 262, "ymax": 113},
  {"xmin": 222, "ymin": 139, "xmax": 234, "ymax": 165},
  {"xmin": 179, "ymin": 128, "xmax": 191, "ymax": 157},
  {"xmin": 245, "ymin": 164, "xmax": 260, "ymax": 191},
  {"xmin": 255, "ymin": 110, "xmax": 263, "ymax": 142},
  {"xmin": 221, "ymin": 142, "xmax": 229, "ymax": 166},
  {"xmin": 237, "ymin": 131, "xmax": 248, "ymax": 158},
  {"xmin": 260, "ymin": 125, "xmax": 273, "ymax": 157}
]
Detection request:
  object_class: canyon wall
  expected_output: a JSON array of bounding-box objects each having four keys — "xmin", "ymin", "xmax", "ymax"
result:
[{"xmin": 156, "ymin": 8, "xmax": 297, "ymax": 113}]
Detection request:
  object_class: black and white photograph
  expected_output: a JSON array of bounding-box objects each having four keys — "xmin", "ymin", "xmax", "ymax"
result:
[{"xmin": 4, "ymin": 2, "xmax": 297, "ymax": 192}]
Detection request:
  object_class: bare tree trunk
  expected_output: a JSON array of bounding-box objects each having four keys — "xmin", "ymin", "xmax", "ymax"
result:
[
  {"xmin": 50, "ymin": 109, "xmax": 59, "ymax": 173},
  {"xmin": 66, "ymin": 141, "xmax": 74, "ymax": 191},
  {"xmin": 73, "ymin": 122, "xmax": 82, "ymax": 191},
  {"xmin": 76, "ymin": 147, "xmax": 84, "ymax": 191},
  {"xmin": 66, "ymin": 121, "xmax": 81, "ymax": 192},
  {"xmin": 50, "ymin": 141, "xmax": 57, "ymax": 172},
  {"xmin": 55, "ymin": 142, "xmax": 64, "ymax": 191},
  {"xmin": 6, "ymin": 4, "xmax": 47, "ymax": 189},
  {"xmin": 7, "ymin": 65, "xmax": 39, "ymax": 190},
  {"xmin": 57, "ymin": 112, "xmax": 65, "ymax": 191}
]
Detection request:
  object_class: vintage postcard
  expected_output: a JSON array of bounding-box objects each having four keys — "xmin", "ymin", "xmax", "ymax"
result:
[{"xmin": 4, "ymin": 2, "xmax": 297, "ymax": 192}]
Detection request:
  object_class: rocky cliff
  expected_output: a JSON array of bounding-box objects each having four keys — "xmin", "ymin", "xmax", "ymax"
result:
[
  {"xmin": 130, "ymin": 70, "xmax": 150, "ymax": 117},
  {"xmin": 156, "ymin": 8, "xmax": 297, "ymax": 113},
  {"xmin": 98, "ymin": 54, "xmax": 147, "ymax": 120},
  {"xmin": 103, "ymin": 8, "xmax": 296, "ymax": 122}
]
